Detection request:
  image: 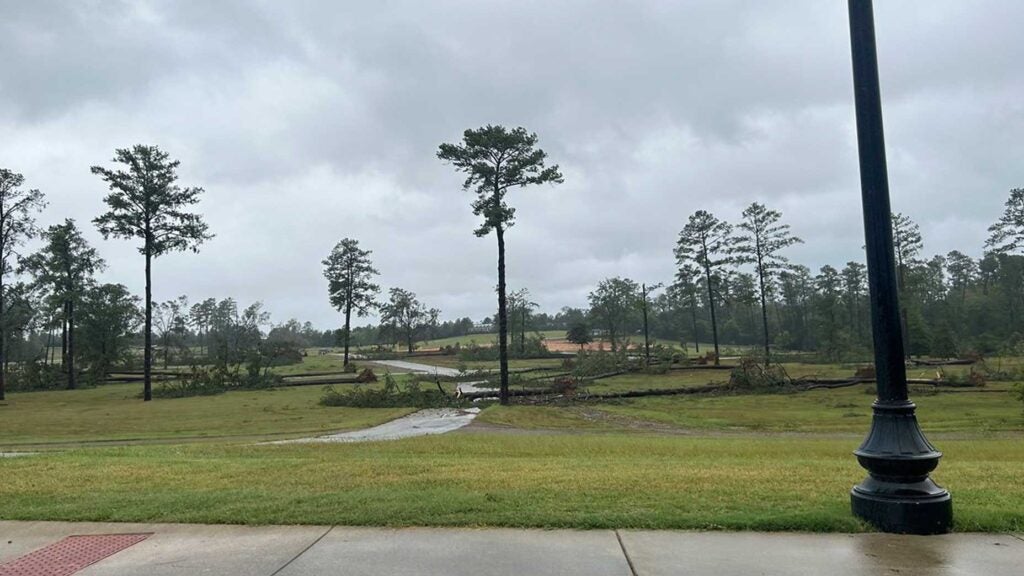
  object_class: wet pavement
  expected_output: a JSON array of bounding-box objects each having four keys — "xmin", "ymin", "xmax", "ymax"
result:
[
  {"xmin": 2, "ymin": 522, "xmax": 1022, "ymax": 575},
  {"xmin": 368, "ymin": 359, "xmax": 463, "ymax": 377},
  {"xmin": 367, "ymin": 358, "xmax": 493, "ymax": 396},
  {"xmin": 269, "ymin": 407, "xmax": 481, "ymax": 444}
]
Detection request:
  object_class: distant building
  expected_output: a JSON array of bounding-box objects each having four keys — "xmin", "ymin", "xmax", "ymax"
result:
[{"xmin": 468, "ymin": 321, "xmax": 494, "ymax": 334}]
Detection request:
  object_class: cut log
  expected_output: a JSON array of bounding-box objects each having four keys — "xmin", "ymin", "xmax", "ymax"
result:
[{"xmin": 910, "ymin": 358, "xmax": 977, "ymax": 366}]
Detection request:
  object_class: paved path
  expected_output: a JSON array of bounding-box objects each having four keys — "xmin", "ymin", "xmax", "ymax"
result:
[
  {"xmin": 269, "ymin": 407, "xmax": 481, "ymax": 443},
  {"xmin": 1, "ymin": 521, "xmax": 1022, "ymax": 575},
  {"xmin": 368, "ymin": 359, "xmax": 463, "ymax": 377},
  {"xmin": 269, "ymin": 358, "xmax": 488, "ymax": 444},
  {"xmin": 367, "ymin": 359, "xmax": 492, "ymax": 395}
]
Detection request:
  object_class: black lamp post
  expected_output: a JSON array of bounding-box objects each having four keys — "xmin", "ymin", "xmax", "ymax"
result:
[{"xmin": 847, "ymin": 0, "xmax": 952, "ymax": 534}]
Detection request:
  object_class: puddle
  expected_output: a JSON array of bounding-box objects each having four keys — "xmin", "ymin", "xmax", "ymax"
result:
[
  {"xmin": 271, "ymin": 407, "xmax": 481, "ymax": 444},
  {"xmin": 0, "ymin": 452, "xmax": 38, "ymax": 458}
]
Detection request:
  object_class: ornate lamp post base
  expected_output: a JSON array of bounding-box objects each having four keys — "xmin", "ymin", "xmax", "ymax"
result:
[
  {"xmin": 850, "ymin": 401, "xmax": 952, "ymax": 534},
  {"xmin": 846, "ymin": 0, "xmax": 954, "ymax": 534}
]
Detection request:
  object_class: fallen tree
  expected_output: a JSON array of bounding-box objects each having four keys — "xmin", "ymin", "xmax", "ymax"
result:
[
  {"xmin": 797, "ymin": 377, "xmax": 979, "ymax": 390},
  {"xmin": 458, "ymin": 382, "xmax": 729, "ymax": 401},
  {"xmin": 910, "ymin": 358, "xmax": 977, "ymax": 366},
  {"xmin": 669, "ymin": 364, "xmax": 736, "ymax": 371}
]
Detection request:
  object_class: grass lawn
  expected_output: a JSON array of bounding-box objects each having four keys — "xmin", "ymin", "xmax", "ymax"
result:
[
  {"xmin": 479, "ymin": 384, "xmax": 1024, "ymax": 434},
  {"xmin": 413, "ymin": 330, "xmax": 568, "ymax": 349},
  {"xmin": 410, "ymin": 357, "xmax": 568, "ymax": 371},
  {"xmin": 0, "ymin": 384, "xmax": 414, "ymax": 447},
  {"xmin": 273, "ymin": 352, "xmax": 352, "ymax": 375},
  {"xmin": 0, "ymin": 434, "xmax": 1020, "ymax": 532},
  {"xmin": 1, "ymin": 357, "xmax": 1022, "ymax": 532}
]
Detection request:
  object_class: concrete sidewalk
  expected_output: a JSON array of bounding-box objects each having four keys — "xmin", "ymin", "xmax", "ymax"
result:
[{"xmin": 1, "ymin": 521, "xmax": 1022, "ymax": 575}]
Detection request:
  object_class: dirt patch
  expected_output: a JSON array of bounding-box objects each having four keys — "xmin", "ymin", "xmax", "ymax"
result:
[{"xmin": 544, "ymin": 338, "xmax": 641, "ymax": 353}]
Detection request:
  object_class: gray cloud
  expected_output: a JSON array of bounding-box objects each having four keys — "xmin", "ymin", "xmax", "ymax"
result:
[{"xmin": 0, "ymin": 0, "xmax": 1020, "ymax": 327}]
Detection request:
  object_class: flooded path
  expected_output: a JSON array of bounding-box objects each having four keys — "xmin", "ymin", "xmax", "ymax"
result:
[
  {"xmin": 367, "ymin": 359, "xmax": 462, "ymax": 377},
  {"xmin": 271, "ymin": 407, "xmax": 481, "ymax": 444},
  {"xmin": 366, "ymin": 359, "xmax": 493, "ymax": 396}
]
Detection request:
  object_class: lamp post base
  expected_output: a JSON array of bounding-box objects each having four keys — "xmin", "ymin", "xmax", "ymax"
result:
[
  {"xmin": 851, "ymin": 400, "xmax": 953, "ymax": 534},
  {"xmin": 851, "ymin": 479, "xmax": 952, "ymax": 535}
]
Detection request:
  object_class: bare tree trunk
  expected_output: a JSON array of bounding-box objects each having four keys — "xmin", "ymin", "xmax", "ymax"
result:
[
  {"xmin": 520, "ymin": 308, "xmax": 526, "ymax": 356},
  {"xmin": 690, "ymin": 305, "xmax": 700, "ymax": 354},
  {"xmin": 45, "ymin": 326, "xmax": 53, "ymax": 367},
  {"xmin": 343, "ymin": 298, "xmax": 352, "ymax": 367},
  {"xmin": 61, "ymin": 309, "xmax": 68, "ymax": 375},
  {"xmin": 0, "ymin": 272, "xmax": 5, "ymax": 401},
  {"xmin": 897, "ymin": 260, "xmax": 911, "ymax": 359},
  {"xmin": 144, "ymin": 248, "xmax": 153, "ymax": 401},
  {"xmin": 755, "ymin": 257, "xmax": 771, "ymax": 365},
  {"xmin": 496, "ymin": 225, "xmax": 510, "ymax": 405},
  {"xmin": 67, "ymin": 299, "xmax": 76, "ymax": 390},
  {"xmin": 642, "ymin": 284, "xmax": 651, "ymax": 365},
  {"xmin": 704, "ymin": 264, "xmax": 721, "ymax": 365}
]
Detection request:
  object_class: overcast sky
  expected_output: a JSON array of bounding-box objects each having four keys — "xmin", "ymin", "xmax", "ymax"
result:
[{"xmin": 2, "ymin": 1, "xmax": 1021, "ymax": 328}]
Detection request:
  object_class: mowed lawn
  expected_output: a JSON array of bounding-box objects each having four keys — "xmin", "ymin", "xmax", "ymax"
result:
[
  {"xmin": 1, "ymin": 367, "xmax": 1022, "ymax": 532},
  {"xmin": 0, "ymin": 434, "xmax": 1021, "ymax": 532},
  {"xmin": 0, "ymin": 384, "xmax": 414, "ymax": 446}
]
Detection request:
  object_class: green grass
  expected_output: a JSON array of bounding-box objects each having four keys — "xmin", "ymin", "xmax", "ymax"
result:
[
  {"xmin": 0, "ymin": 384, "xmax": 414, "ymax": 447},
  {"xmin": 0, "ymin": 434, "xmax": 1020, "ymax": 532},
  {"xmin": 1, "ymin": 357, "xmax": 1022, "ymax": 532},
  {"xmin": 584, "ymin": 370, "xmax": 728, "ymax": 393},
  {"xmin": 479, "ymin": 384, "xmax": 1024, "ymax": 434},
  {"xmin": 411, "ymin": 357, "xmax": 568, "ymax": 371},
  {"xmin": 413, "ymin": 330, "xmax": 568, "ymax": 349},
  {"xmin": 273, "ymin": 352, "xmax": 351, "ymax": 375}
]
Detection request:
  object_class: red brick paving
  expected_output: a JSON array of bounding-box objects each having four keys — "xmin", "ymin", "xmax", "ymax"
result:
[{"xmin": 0, "ymin": 534, "xmax": 150, "ymax": 576}]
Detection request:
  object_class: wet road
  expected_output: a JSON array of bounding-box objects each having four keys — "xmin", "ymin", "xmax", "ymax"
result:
[{"xmin": 271, "ymin": 407, "xmax": 482, "ymax": 444}]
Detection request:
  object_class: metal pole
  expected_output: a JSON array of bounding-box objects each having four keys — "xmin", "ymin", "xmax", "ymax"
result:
[{"xmin": 847, "ymin": 0, "xmax": 952, "ymax": 534}]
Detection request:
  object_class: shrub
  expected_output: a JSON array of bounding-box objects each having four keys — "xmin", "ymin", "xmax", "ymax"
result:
[
  {"xmin": 551, "ymin": 376, "xmax": 577, "ymax": 396},
  {"xmin": 571, "ymin": 348, "xmax": 636, "ymax": 379},
  {"xmin": 152, "ymin": 363, "xmax": 282, "ymax": 398},
  {"xmin": 854, "ymin": 365, "xmax": 876, "ymax": 379},
  {"xmin": 319, "ymin": 372, "xmax": 461, "ymax": 408},
  {"xmin": 978, "ymin": 360, "xmax": 1024, "ymax": 382},
  {"xmin": 457, "ymin": 335, "xmax": 557, "ymax": 361},
  {"xmin": 941, "ymin": 368, "xmax": 986, "ymax": 387},
  {"xmin": 459, "ymin": 342, "xmax": 498, "ymax": 361},
  {"xmin": 5, "ymin": 361, "xmax": 66, "ymax": 392},
  {"xmin": 729, "ymin": 358, "xmax": 791, "ymax": 390}
]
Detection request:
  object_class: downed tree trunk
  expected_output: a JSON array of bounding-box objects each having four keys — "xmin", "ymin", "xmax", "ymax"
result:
[
  {"xmin": 459, "ymin": 387, "xmax": 558, "ymax": 400},
  {"xmin": 910, "ymin": 358, "xmax": 977, "ymax": 366},
  {"xmin": 798, "ymin": 377, "xmax": 977, "ymax": 390},
  {"xmin": 587, "ymin": 370, "xmax": 628, "ymax": 381},
  {"xmin": 281, "ymin": 371, "xmax": 362, "ymax": 378},
  {"xmin": 278, "ymin": 376, "xmax": 362, "ymax": 387},
  {"xmin": 670, "ymin": 364, "xmax": 736, "ymax": 371},
  {"xmin": 459, "ymin": 382, "xmax": 730, "ymax": 401},
  {"xmin": 102, "ymin": 375, "xmax": 176, "ymax": 383},
  {"xmin": 522, "ymin": 371, "xmax": 572, "ymax": 382},
  {"xmin": 588, "ymin": 383, "xmax": 726, "ymax": 399}
]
